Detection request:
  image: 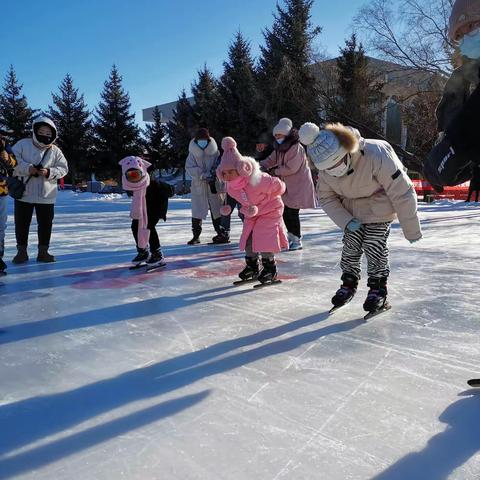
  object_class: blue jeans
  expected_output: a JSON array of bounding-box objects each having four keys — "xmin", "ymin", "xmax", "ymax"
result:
[{"xmin": 0, "ymin": 196, "xmax": 8, "ymax": 257}]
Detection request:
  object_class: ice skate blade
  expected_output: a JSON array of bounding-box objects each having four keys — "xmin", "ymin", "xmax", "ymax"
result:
[
  {"xmin": 233, "ymin": 278, "xmax": 258, "ymax": 286},
  {"xmin": 364, "ymin": 303, "xmax": 392, "ymax": 320},
  {"xmin": 129, "ymin": 263, "xmax": 147, "ymax": 270},
  {"xmin": 146, "ymin": 262, "xmax": 167, "ymax": 273},
  {"xmin": 467, "ymin": 379, "xmax": 480, "ymax": 388},
  {"xmin": 253, "ymin": 279, "xmax": 282, "ymax": 289}
]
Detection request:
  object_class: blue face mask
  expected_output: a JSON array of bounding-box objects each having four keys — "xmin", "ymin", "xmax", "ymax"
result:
[
  {"xmin": 276, "ymin": 138, "xmax": 285, "ymax": 145},
  {"xmin": 460, "ymin": 28, "xmax": 480, "ymax": 59},
  {"xmin": 197, "ymin": 139, "xmax": 208, "ymax": 149}
]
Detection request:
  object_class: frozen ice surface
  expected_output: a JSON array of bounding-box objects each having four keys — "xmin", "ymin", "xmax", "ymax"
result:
[{"xmin": 0, "ymin": 192, "xmax": 479, "ymax": 480}]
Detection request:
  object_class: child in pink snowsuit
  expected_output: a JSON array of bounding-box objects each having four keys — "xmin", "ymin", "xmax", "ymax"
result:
[{"xmin": 217, "ymin": 137, "xmax": 288, "ymax": 285}]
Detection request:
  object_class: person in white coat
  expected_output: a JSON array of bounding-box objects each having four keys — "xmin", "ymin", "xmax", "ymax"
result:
[
  {"xmin": 12, "ymin": 117, "xmax": 68, "ymax": 263},
  {"xmin": 299, "ymin": 122, "xmax": 421, "ymax": 315},
  {"xmin": 185, "ymin": 128, "xmax": 226, "ymax": 245}
]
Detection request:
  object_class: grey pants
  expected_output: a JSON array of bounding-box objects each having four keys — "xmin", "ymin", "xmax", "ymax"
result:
[
  {"xmin": 0, "ymin": 195, "xmax": 7, "ymax": 257},
  {"xmin": 341, "ymin": 222, "xmax": 391, "ymax": 280},
  {"xmin": 245, "ymin": 234, "xmax": 274, "ymax": 261}
]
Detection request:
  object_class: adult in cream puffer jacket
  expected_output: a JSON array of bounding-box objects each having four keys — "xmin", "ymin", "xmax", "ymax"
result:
[
  {"xmin": 299, "ymin": 121, "xmax": 421, "ymax": 314},
  {"xmin": 12, "ymin": 116, "xmax": 68, "ymax": 263}
]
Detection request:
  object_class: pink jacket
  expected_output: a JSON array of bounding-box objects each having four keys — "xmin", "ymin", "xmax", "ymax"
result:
[
  {"xmin": 261, "ymin": 142, "xmax": 316, "ymax": 210},
  {"xmin": 227, "ymin": 172, "xmax": 289, "ymax": 253}
]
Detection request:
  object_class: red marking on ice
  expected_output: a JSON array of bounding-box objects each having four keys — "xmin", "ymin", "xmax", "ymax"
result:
[{"xmin": 66, "ymin": 251, "xmax": 297, "ymax": 289}]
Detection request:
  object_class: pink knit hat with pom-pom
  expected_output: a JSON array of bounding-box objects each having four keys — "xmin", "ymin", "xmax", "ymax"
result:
[{"xmin": 217, "ymin": 136, "xmax": 255, "ymax": 179}]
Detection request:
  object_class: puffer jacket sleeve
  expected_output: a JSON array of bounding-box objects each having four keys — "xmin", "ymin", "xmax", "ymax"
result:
[
  {"xmin": 274, "ymin": 144, "xmax": 305, "ymax": 176},
  {"xmin": 185, "ymin": 152, "xmax": 203, "ymax": 179},
  {"xmin": 316, "ymin": 175, "xmax": 354, "ymax": 230},
  {"xmin": 373, "ymin": 142, "xmax": 422, "ymax": 241},
  {"xmin": 48, "ymin": 148, "xmax": 68, "ymax": 180},
  {"xmin": 266, "ymin": 176, "xmax": 286, "ymax": 200},
  {"xmin": 12, "ymin": 140, "xmax": 33, "ymax": 177},
  {"xmin": 259, "ymin": 151, "xmax": 278, "ymax": 171}
]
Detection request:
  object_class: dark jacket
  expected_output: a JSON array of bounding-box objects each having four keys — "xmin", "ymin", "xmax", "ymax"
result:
[
  {"xmin": 436, "ymin": 59, "xmax": 480, "ymax": 132},
  {"xmin": 0, "ymin": 141, "xmax": 17, "ymax": 197},
  {"xmin": 145, "ymin": 179, "xmax": 174, "ymax": 222},
  {"xmin": 254, "ymin": 144, "xmax": 274, "ymax": 162}
]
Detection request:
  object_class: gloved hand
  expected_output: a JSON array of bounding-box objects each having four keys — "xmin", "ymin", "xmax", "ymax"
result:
[
  {"xmin": 345, "ymin": 218, "xmax": 362, "ymax": 232},
  {"xmin": 409, "ymin": 237, "xmax": 421, "ymax": 244},
  {"xmin": 199, "ymin": 172, "xmax": 209, "ymax": 181}
]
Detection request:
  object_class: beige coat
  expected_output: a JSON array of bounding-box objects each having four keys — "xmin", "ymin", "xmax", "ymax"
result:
[
  {"xmin": 185, "ymin": 139, "xmax": 223, "ymax": 220},
  {"xmin": 316, "ymin": 138, "xmax": 421, "ymax": 241}
]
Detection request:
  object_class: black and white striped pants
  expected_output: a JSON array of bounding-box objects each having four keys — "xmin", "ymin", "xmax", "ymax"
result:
[{"xmin": 341, "ymin": 222, "xmax": 391, "ymax": 280}]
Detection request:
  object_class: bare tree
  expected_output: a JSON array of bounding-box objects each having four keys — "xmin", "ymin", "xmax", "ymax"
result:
[{"xmin": 355, "ymin": 0, "xmax": 455, "ymax": 75}]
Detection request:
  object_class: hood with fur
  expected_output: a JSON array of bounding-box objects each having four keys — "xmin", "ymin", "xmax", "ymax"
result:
[{"xmin": 189, "ymin": 137, "xmax": 218, "ymax": 158}]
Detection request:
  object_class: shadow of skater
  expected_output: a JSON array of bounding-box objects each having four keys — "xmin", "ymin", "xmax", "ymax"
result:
[
  {"xmin": 372, "ymin": 390, "xmax": 480, "ymax": 480},
  {"xmin": 0, "ymin": 391, "xmax": 210, "ymax": 479},
  {"xmin": 0, "ymin": 315, "xmax": 364, "ymax": 476}
]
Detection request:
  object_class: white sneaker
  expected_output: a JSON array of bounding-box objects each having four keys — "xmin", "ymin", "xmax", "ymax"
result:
[{"xmin": 288, "ymin": 234, "xmax": 303, "ymax": 251}]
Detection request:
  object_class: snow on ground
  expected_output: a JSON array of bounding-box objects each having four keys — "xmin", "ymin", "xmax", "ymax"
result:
[{"xmin": 0, "ymin": 192, "xmax": 479, "ymax": 480}]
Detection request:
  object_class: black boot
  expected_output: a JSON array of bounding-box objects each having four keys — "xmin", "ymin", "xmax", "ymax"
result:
[
  {"xmin": 257, "ymin": 258, "xmax": 277, "ymax": 284},
  {"xmin": 187, "ymin": 218, "xmax": 202, "ymax": 245},
  {"xmin": 363, "ymin": 277, "xmax": 388, "ymax": 312},
  {"xmin": 0, "ymin": 257, "xmax": 6, "ymax": 275},
  {"xmin": 37, "ymin": 245, "xmax": 55, "ymax": 263},
  {"xmin": 238, "ymin": 256, "xmax": 259, "ymax": 281},
  {"xmin": 132, "ymin": 247, "xmax": 149, "ymax": 264},
  {"xmin": 12, "ymin": 245, "xmax": 29, "ymax": 264},
  {"xmin": 331, "ymin": 273, "xmax": 358, "ymax": 308},
  {"xmin": 212, "ymin": 217, "xmax": 230, "ymax": 244}
]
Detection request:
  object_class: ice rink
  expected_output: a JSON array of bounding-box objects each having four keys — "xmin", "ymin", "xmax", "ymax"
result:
[{"xmin": 0, "ymin": 192, "xmax": 479, "ymax": 480}]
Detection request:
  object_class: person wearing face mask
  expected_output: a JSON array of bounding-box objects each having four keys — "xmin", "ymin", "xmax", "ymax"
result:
[
  {"xmin": 185, "ymin": 128, "xmax": 227, "ymax": 245},
  {"xmin": 300, "ymin": 122, "xmax": 421, "ymax": 316},
  {"xmin": 260, "ymin": 117, "xmax": 316, "ymax": 251},
  {"xmin": 423, "ymin": 0, "xmax": 480, "ymax": 188},
  {"xmin": 11, "ymin": 117, "xmax": 68, "ymax": 264}
]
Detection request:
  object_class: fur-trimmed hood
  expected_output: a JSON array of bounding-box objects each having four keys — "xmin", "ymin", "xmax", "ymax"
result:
[{"xmin": 189, "ymin": 137, "xmax": 218, "ymax": 158}]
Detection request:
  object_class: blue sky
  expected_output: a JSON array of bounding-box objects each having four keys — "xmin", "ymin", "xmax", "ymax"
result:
[{"xmin": 1, "ymin": 0, "xmax": 367, "ymax": 122}]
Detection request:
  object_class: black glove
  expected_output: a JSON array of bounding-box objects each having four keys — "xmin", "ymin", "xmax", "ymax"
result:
[{"xmin": 209, "ymin": 180, "xmax": 217, "ymax": 194}]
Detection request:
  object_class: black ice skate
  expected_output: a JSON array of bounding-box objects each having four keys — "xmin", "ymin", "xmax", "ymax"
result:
[
  {"xmin": 363, "ymin": 277, "xmax": 391, "ymax": 320},
  {"xmin": 329, "ymin": 273, "xmax": 358, "ymax": 314},
  {"xmin": 210, "ymin": 233, "xmax": 230, "ymax": 245},
  {"xmin": 146, "ymin": 249, "xmax": 167, "ymax": 272},
  {"xmin": 233, "ymin": 257, "xmax": 259, "ymax": 285},
  {"xmin": 253, "ymin": 258, "xmax": 281, "ymax": 289},
  {"xmin": 467, "ymin": 379, "xmax": 480, "ymax": 388},
  {"xmin": 129, "ymin": 248, "xmax": 149, "ymax": 269}
]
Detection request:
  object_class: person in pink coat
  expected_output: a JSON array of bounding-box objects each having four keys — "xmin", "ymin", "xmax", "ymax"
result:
[
  {"xmin": 217, "ymin": 137, "xmax": 288, "ymax": 285},
  {"xmin": 260, "ymin": 117, "xmax": 316, "ymax": 251}
]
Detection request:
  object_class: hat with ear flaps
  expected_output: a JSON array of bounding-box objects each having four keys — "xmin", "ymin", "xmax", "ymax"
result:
[
  {"xmin": 217, "ymin": 136, "xmax": 260, "ymax": 217},
  {"xmin": 299, "ymin": 122, "xmax": 359, "ymax": 171}
]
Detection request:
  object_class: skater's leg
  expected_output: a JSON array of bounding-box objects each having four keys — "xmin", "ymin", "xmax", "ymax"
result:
[
  {"xmin": 363, "ymin": 223, "xmax": 391, "ymax": 312},
  {"xmin": 245, "ymin": 234, "xmax": 258, "ymax": 260},
  {"xmin": 283, "ymin": 206, "xmax": 302, "ymax": 250},
  {"xmin": 131, "ymin": 219, "xmax": 139, "ymax": 246},
  {"xmin": 237, "ymin": 234, "xmax": 259, "ymax": 281},
  {"xmin": 13, "ymin": 200, "xmax": 34, "ymax": 263},
  {"xmin": 147, "ymin": 215, "xmax": 161, "ymax": 253},
  {"xmin": 187, "ymin": 218, "xmax": 202, "ymax": 245},
  {"xmin": 340, "ymin": 225, "xmax": 365, "ymax": 280},
  {"xmin": 258, "ymin": 253, "xmax": 277, "ymax": 283},
  {"xmin": 363, "ymin": 222, "xmax": 391, "ymax": 280},
  {"xmin": 35, "ymin": 203, "xmax": 55, "ymax": 262},
  {"xmin": 0, "ymin": 196, "xmax": 7, "ymax": 273}
]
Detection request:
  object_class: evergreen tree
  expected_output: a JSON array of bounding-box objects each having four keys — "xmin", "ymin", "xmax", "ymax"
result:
[
  {"xmin": 167, "ymin": 90, "xmax": 195, "ymax": 191},
  {"xmin": 0, "ymin": 65, "xmax": 36, "ymax": 142},
  {"xmin": 257, "ymin": 0, "xmax": 321, "ymax": 126},
  {"xmin": 219, "ymin": 31, "xmax": 264, "ymax": 154},
  {"xmin": 334, "ymin": 34, "xmax": 384, "ymax": 131},
  {"xmin": 191, "ymin": 65, "xmax": 226, "ymax": 140},
  {"xmin": 48, "ymin": 74, "xmax": 92, "ymax": 183},
  {"xmin": 143, "ymin": 106, "xmax": 173, "ymax": 172},
  {"xmin": 93, "ymin": 65, "xmax": 141, "ymax": 178}
]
